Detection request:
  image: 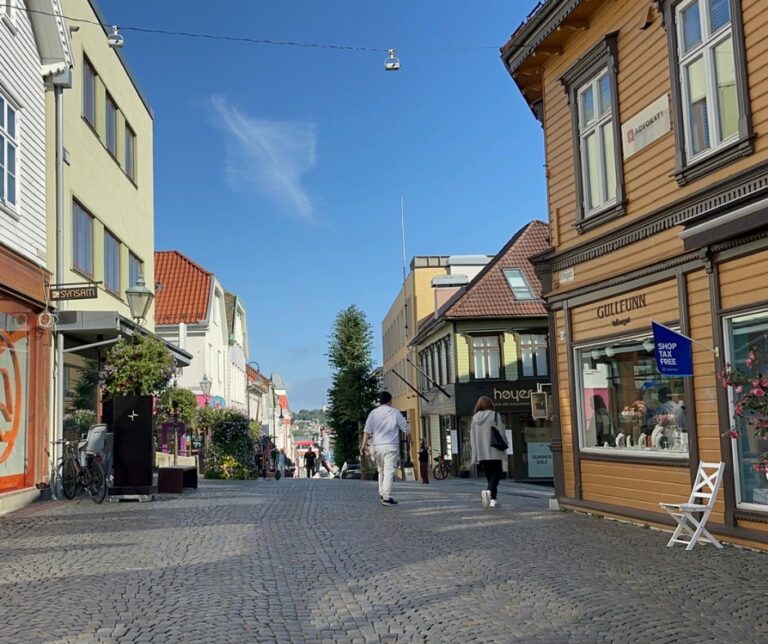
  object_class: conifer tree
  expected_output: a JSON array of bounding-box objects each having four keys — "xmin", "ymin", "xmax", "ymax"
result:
[{"xmin": 326, "ymin": 305, "xmax": 378, "ymax": 466}]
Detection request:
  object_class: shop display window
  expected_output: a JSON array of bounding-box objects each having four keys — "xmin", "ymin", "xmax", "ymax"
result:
[
  {"xmin": 724, "ymin": 310, "xmax": 768, "ymax": 511},
  {"xmin": 576, "ymin": 334, "xmax": 688, "ymax": 456},
  {"xmin": 0, "ymin": 303, "xmax": 30, "ymax": 491}
]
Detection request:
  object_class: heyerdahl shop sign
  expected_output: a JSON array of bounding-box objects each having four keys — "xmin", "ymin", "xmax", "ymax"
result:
[
  {"xmin": 621, "ymin": 94, "xmax": 671, "ymax": 160},
  {"xmin": 457, "ymin": 382, "xmax": 539, "ymax": 412}
]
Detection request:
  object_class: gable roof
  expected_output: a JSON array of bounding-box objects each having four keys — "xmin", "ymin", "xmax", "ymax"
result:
[
  {"xmin": 224, "ymin": 291, "xmax": 236, "ymax": 338},
  {"xmin": 154, "ymin": 250, "xmax": 213, "ymax": 325},
  {"xmin": 415, "ymin": 220, "xmax": 550, "ymax": 340},
  {"xmin": 28, "ymin": 0, "xmax": 73, "ymax": 77}
]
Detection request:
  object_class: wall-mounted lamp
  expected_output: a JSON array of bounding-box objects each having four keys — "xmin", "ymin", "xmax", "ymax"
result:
[
  {"xmin": 642, "ymin": 339, "xmax": 656, "ymax": 353},
  {"xmin": 605, "ymin": 346, "xmax": 616, "ymax": 358},
  {"xmin": 590, "ymin": 349, "xmax": 602, "ymax": 361}
]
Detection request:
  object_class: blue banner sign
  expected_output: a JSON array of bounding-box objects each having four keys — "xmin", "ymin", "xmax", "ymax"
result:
[{"xmin": 651, "ymin": 321, "xmax": 693, "ymax": 377}]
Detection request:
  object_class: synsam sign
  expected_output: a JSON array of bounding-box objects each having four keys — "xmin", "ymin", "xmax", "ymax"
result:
[{"xmin": 651, "ymin": 321, "xmax": 693, "ymax": 377}]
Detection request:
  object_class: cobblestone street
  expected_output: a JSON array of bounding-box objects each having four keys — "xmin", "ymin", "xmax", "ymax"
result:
[{"xmin": 1, "ymin": 479, "xmax": 766, "ymax": 643}]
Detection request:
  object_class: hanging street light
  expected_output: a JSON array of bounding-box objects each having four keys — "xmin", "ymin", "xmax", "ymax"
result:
[
  {"xmin": 108, "ymin": 25, "xmax": 125, "ymax": 49},
  {"xmin": 385, "ymin": 49, "xmax": 401, "ymax": 71},
  {"xmin": 125, "ymin": 274, "xmax": 154, "ymax": 323}
]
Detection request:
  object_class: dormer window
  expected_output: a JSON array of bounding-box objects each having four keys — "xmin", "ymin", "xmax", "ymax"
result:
[{"xmin": 504, "ymin": 269, "xmax": 536, "ymax": 300}]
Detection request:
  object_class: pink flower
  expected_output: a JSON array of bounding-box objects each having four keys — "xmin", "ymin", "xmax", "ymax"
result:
[
  {"xmin": 746, "ymin": 359, "xmax": 754, "ymax": 368},
  {"xmin": 735, "ymin": 406, "xmax": 744, "ymax": 416},
  {"xmin": 736, "ymin": 385, "xmax": 743, "ymax": 394},
  {"xmin": 726, "ymin": 430, "xmax": 740, "ymax": 439},
  {"xmin": 752, "ymin": 388, "xmax": 766, "ymax": 397}
]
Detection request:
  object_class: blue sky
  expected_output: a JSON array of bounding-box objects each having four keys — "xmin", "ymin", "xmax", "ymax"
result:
[{"xmin": 99, "ymin": 0, "xmax": 546, "ymax": 410}]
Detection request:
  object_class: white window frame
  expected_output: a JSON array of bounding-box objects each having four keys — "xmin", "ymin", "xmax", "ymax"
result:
[
  {"xmin": 0, "ymin": 91, "xmax": 20, "ymax": 216},
  {"xmin": 676, "ymin": 0, "xmax": 738, "ymax": 163},
  {"xmin": 577, "ymin": 69, "xmax": 617, "ymax": 216},
  {"xmin": 471, "ymin": 335, "xmax": 501, "ymax": 380},
  {"xmin": 504, "ymin": 268, "xmax": 536, "ymax": 300},
  {"xmin": 519, "ymin": 333, "xmax": 548, "ymax": 378},
  {"xmin": 2, "ymin": 0, "xmax": 16, "ymax": 30},
  {"xmin": 723, "ymin": 307, "xmax": 768, "ymax": 513}
]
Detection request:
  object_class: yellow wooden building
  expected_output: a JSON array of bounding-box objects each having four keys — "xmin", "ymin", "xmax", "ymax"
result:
[{"xmin": 503, "ymin": 0, "xmax": 768, "ymax": 548}]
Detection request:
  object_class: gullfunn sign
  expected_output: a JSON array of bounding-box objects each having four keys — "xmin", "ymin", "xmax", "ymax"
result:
[{"xmin": 595, "ymin": 294, "xmax": 647, "ymax": 327}]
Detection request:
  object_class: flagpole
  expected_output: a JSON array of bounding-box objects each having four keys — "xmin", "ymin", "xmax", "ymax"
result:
[{"xmin": 651, "ymin": 320, "xmax": 719, "ymax": 357}]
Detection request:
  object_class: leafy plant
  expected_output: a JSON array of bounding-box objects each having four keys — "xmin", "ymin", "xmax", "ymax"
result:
[
  {"xmin": 63, "ymin": 409, "xmax": 97, "ymax": 441},
  {"xmin": 203, "ymin": 409, "xmax": 257, "ymax": 480},
  {"xmin": 100, "ymin": 334, "xmax": 176, "ymax": 399},
  {"xmin": 157, "ymin": 387, "xmax": 198, "ymax": 427},
  {"xmin": 71, "ymin": 360, "xmax": 99, "ymax": 411}
]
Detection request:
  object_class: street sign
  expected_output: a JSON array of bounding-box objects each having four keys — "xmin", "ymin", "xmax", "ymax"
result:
[{"xmin": 50, "ymin": 285, "xmax": 98, "ymax": 301}]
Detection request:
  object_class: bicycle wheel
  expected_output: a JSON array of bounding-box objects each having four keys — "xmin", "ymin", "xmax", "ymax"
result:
[
  {"xmin": 88, "ymin": 461, "xmax": 107, "ymax": 504},
  {"xmin": 61, "ymin": 458, "xmax": 79, "ymax": 500},
  {"xmin": 433, "ymin": 464, "xmax": 446, "ymax": 480}
]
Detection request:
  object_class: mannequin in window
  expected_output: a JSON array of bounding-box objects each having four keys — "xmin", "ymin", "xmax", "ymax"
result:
[{"xmin": 586, "ymin": 394, "xmax": 615, "ymax": 447}]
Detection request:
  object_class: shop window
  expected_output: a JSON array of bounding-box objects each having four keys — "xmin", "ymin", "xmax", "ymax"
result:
[
  {"xmin": 561, "ymin": 34, "xmax": 625, "ymax": 231},
  {"xmin": 576, "ymin": 333, "xmax": 688, "ymax": 456},
  {"xmin": 0, "ymin": 306, "xmax": 30, "ymax": 493},
  {"xmin": 724, "ymin": 309, "xmax": 768, "ymax": 511},
  {"xmin": 471, "ymin": 335, "xmax": 501, "ymax": 380},
  {"xmin": 662, "ymin": 0, "xmax": 752, "ymax": 185},
  {"xmin": 519, "ymin": 333, "xmax": 548, "ymax": 378},
  {"xmin": 0, "ymin": 92, "xmax": 18, "ymax": 212},
  {"xmin": 72, "ymin": 201, "xmax": 94, "ymax": 277}
]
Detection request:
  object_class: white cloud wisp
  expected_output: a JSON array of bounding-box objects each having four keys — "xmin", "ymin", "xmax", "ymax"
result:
[{"xmin": 211, "ymin": 96, "xmax": 317, "ymax": 220}]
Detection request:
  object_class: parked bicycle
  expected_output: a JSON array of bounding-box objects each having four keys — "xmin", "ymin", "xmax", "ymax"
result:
[
  {"xmin": 432, "ymin": 454, "xmax": 453, "ymax": 480},
  {"xmin": 61, "ymin": 425, "xmax": 108, "ymax": 504},
  {"xmin": 44, "ymin": 438, "xmax": 69, "ymax": 500}
]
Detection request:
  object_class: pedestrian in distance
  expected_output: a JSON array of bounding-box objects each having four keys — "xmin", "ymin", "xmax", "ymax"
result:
[
  {"xmin": 277, "ymin": 448, "xmax": 286, "ymax": 480},
  {"xmin": 304, "ymin": 449, "xmax": 316, "ymax": 479},
  {"xmin": 360, "ymin": 391, "xmax": 410, "ymax": 506},
  {"xmin": 418, "ymin": 438, "xmax": 430, "ymax": 484},
  {"xmin": 470, "ymin": 395, "xmax": 507, "ymax": 509}
]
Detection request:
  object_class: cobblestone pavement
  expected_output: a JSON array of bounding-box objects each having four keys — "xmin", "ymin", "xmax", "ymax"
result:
[{"xmin": 1, "ymin": 479, "xmax": 767, "ymax": 643}]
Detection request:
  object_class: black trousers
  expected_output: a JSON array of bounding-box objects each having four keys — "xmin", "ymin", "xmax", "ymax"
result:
[
  {"xmin": 419, "ymin": 461, "xmax": 429, "ymax": 483},
  {"xmin": 480, "ymin": 460, "xmax": 503, "ymax": 500}
]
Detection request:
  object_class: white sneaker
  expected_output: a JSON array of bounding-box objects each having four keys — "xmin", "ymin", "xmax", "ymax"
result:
[
  {"xmin": 489, "ymin": 499, "xmax": 499, "ymax": 509},
  {"xmin": 481, "ymin": 490, "xmax": 490, "ymax": 509}
]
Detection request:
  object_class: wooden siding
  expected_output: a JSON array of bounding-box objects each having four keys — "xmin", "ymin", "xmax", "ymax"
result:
[
  {"xmin": 542, "ymin": 0, "xmax": 768, "ymax": 258},
  {"xmin": 555, "ymin": 310, "xmax": 576, "ymax": 497},
  {"xmin": 503, "ymin": 332, "xmax": 518, "ymax": 380},
  {"xmin": 686, "ymin": 270, "xmax": 722, "ymax": 464},
  {"xmin": 718, "ymin": 249, "xmax": 768, "ymax": 311},
  {"xmin": 580, "ymin": 460, "xmax": 725, "ymax": 519},
  {"xmin": 0, "ymin": 5, "xmax": 48, "ymax": 266},
  {"xmin": 570, "ymin": 279, "xmax": 678, "ymax": 343}
]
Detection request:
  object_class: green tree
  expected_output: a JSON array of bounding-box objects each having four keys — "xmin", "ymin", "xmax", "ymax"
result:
[
  {"xmin": 72, "ymin": 359, "xmax": 99, "ymax": 411},
  {"xmin": 157, "ymin": 387, "xmax": 198, "ymax": 427},
  {"xmin": 100, "ymin": 334, "xmax": 176, "ymax": 399},
  {"xmin": 326, "ymin": 305, "xmax": 378, "ymax": 466}
]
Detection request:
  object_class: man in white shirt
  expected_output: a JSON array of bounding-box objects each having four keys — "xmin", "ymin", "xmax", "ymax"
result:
[{"xmin": 360, "ymin": 391, "xmax": 410, "ymax": 506}]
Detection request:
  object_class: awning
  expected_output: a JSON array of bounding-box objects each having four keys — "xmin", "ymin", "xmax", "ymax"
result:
[
  {"xmin": 680, "ymin": 197, "xmax": 768, "ymax": 251},
  {"xmin": 56, "ymin": 310, "xmax": 192, "ymax": 366}
]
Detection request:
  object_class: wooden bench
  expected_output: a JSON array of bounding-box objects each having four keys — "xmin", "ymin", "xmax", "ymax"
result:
[{"xmin": 158, "ymin": 466, "xmax": 198, "ymax": 494}]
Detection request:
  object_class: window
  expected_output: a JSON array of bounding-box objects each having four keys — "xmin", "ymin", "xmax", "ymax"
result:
[
  {"xmin": 472, "ymin": 336, "xmax": 501, "ymax": 379},
  {"xmin": 0, "ymin": 93, "xmax": 18, "ymax": 210},
  {"xmin": 576, "ymin": 333, "xmax": 688, "ymax": 455},
  {"xmin": 561, "ymin": 34, "xmax": 625, "ymax": 230},
  {"xmin": 72, "ymin": 202, "xmax": 94, "ymax": 276},
  {"xmin": 2, "ymin": 0, "xmax": 13, "ymax": 22},
  {"xmin": 663, "ymin": 0, "xmax": 752, "ymax": 184},
  {"xmin": 129, "ymin": 252, "xmax": 142, "ymax": 287},
  {"xmin": 104, "ymin": 230, "xmax": 120, "ymax": 294},
  {"xmin": 504, "ymin": 269, "xmax": 536, "ymax": 300},
  {"xmin": 125, "ymin": 123, "xmax": 136, "ymax": 180},
  {"xmin": 519, "ymin": 334, "xmax": 548, "ymax": 377},
  {"xmin": 83, "ymin": 58, "xmax": 96, "ymax": 128},
  {"xmin": 105, "ymin": 94, "xmax": 118, "ymax": 156},
  {"xmin": 723, "ymin": 310, "xmax": 768, "ymax": 511}
]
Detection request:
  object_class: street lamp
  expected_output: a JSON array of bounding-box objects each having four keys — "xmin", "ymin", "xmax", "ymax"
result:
[
  {"xmin": 200, "ymin": 374, "xmax": 213, "ymax": 454},
  {"xmin": 126, "ymin": 274, "xmax": 154, "ymax": 323}
]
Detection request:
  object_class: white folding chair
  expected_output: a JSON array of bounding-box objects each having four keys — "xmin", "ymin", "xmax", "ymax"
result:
[{"xmin": 659, "ymin": 461, "xmax": 724, "ymax": 550}]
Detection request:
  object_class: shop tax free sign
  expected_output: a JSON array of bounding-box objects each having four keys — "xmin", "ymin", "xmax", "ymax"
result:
[{"xmin": 651, "ymin": 321, "xmax": 693, "ymax": 377}]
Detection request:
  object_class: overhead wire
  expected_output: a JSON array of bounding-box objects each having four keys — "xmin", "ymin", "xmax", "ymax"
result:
[{"xmin": 17, "ymin": 5, "xmax": 509, "ymax": 56}]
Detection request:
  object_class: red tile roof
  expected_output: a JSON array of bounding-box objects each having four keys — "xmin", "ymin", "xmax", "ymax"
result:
[
  {"xmin": 154, "ymin": 251, "xmax": 212, "ymax": 325},
  {"xmin": 419, "ymin": 221, "xmax": 550, "ymax": 336}
]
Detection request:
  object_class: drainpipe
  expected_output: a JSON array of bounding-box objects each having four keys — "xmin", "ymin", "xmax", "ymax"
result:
[{"xmin": 52, "ymin": 69, "xmax": 71, "ymax": 460}]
